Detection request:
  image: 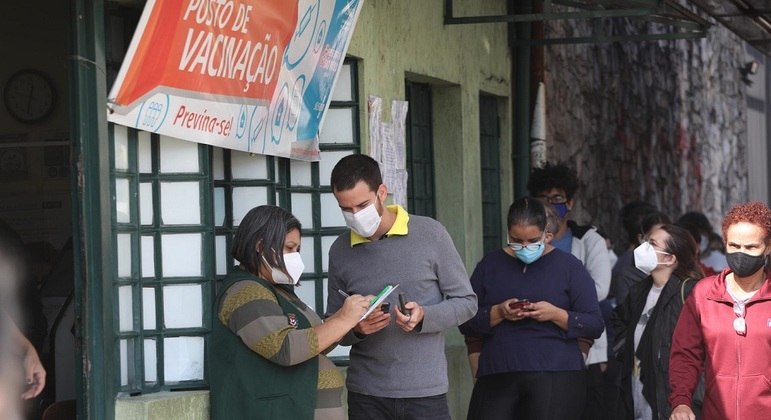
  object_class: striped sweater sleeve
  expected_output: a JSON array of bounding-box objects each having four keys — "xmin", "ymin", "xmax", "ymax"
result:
[{"xmin": 218, "ymin": 280, "xmax": 320, "ymax": 366}]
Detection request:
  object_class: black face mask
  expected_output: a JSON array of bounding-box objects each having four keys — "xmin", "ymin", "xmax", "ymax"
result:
[{"xmin": 726, "ymin": 252, "xmax": 767, "ymax": 277}]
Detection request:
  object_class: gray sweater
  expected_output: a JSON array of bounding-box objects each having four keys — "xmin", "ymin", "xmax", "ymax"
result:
[{"xmin": 325, "ymin": 213, "xmax": 477, "ymax": 398}]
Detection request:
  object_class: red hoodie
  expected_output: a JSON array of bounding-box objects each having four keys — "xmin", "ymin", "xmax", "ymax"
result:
[{"xmin": 669, "ymin": 269, "xmax": 771, "ymax": 419}]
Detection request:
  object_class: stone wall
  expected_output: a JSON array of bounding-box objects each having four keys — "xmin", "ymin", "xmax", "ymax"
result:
[{"xmin": 543, "ymin": 12, "xmax": 748, "ymax": 248}]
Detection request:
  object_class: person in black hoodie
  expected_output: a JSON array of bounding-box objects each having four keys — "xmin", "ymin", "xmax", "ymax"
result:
[{"xmin": 611, "ymin": 224, "xmax": 703, "ymax": 420}]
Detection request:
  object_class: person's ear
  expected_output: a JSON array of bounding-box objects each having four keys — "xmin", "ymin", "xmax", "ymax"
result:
[
  {"xmin": 544, "ymin": 232, "xmax": 555, "ymax": 244},
  {"xmin": 376, "ymin": 184, "xmax": 388, "ymax": 202},
  {"xmin": 566, "ymin": 198, "xmax": 574, "ymax": 211}
]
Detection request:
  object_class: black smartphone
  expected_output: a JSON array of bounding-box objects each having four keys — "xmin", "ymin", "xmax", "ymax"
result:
[
  {"xmin": 380, "ymin": 302, "xmax": 391, "ymax": 313},
  {"xmin": 399, "ymin": 292, "xmax": 411, "ymax": 316}
]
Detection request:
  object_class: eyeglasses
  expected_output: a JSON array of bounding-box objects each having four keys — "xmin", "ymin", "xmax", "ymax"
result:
[
  {"xmin": 733, "ymin": 302, "xmax": 747, "ymax": 336},
  {"xmin": 508, "ymin": 242, "xmax": 543, "ymax": 252},
  {"xmin": 536, "ymin": 194, "xmax": 568, "ymax": 205}
]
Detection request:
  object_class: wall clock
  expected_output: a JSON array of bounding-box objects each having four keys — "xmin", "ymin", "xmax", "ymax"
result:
[{"xmin": 3, "ymin": 69, "xmax": 56, "ymax": 124}]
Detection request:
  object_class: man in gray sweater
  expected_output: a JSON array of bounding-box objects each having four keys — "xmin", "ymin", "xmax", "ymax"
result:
[{"xmin": 325, "ymin": 154, "xmax": 477, "ymax": 420}]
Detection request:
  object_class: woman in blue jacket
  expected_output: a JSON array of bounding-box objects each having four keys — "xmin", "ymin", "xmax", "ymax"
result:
[{"xmin": 460, "ymin": 196, "xmax": 604, "ymax": 420}]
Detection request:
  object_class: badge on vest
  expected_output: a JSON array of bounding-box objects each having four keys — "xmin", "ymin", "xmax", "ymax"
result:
[{"xmin": 287, "ymin": 313, "xmax": 298, "ymax": 328}]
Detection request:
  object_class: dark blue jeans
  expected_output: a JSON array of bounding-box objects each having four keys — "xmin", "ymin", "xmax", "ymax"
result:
[
  {"xmin": 348, "ymin": 391, "xmax": 451, "ymax": 420},
  {"xmin": 467, "ymin": 370, "xmax": 586, "ymax": 420}
]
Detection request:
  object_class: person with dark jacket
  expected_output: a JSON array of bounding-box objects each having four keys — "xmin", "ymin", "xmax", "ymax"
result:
[{"xmin": 611, "ymin": 224, "xmax": 703, "ymax": 420}]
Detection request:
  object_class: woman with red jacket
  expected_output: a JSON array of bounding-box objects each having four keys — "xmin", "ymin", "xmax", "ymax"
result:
[{"xmin": 669, "ymin": 202, "xmax": 771, "ymax": 420}]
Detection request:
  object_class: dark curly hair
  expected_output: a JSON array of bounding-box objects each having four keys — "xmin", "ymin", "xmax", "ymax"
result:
[
  {"xmin": 721, "ymin": 202, "xmax": 771, "ymax": 242},
  {"xmin": 526, "ymin": 163, "xmax": 579, "ymax": 199}
]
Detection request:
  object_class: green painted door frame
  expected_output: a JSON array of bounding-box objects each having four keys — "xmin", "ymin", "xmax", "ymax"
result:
[{"xmin": 70, "ymin": 0, "xmax": 115, "ymax": 418}]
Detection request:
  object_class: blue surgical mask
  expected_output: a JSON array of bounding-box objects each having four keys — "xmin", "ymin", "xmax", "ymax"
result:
[
  {"xmin": 553, "ymin": 203, "xmax": 570, "ymax": 219},
  {"xmin": 514, "ymin": 242, "xmax": 545, "ymax": 264}
]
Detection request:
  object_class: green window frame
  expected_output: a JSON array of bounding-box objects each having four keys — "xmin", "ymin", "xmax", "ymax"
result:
[{"xmin": 109, "ymin": 59, "xmax": 361, "ymax": 394}]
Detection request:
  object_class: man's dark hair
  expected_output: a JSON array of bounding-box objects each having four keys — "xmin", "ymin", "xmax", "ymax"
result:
[
  {"xmin": 620, "ymin": 201, "xmax": 657, "ymax": 244},
  {"xmin": 507, "ymin": 196, "xmax": 548, "ymax": 231},
  {"xmin": 640, "ymin": 211, "xmax": 671, "ymax": 237},
  {"xmin": 677, "ymin": 211, "xmax": 713, "ymax": 233},
  {"xmin": 231, "ymin": 205, "xmax": 301, "ymax": 276},
  {"xmin": 526, "ymin": 163, "xmax": 579, "ymax": 199},
  {"xmin": 330, "ymin": 154, "xmax": 382, "ymax": 193}
]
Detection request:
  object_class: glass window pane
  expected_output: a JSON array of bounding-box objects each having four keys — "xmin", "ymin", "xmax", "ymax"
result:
[
  {"xmin": 214, "ymin": 187, "xmax": 226, "ymax": 227},
  {"xmin": 319, "ymin": 150, "xmax": 354, "ymax": 187},
  {"xmin": 144, "ymin": 338, "xmax": 157, "ymax": 383},
  {"xmin": 138, "ymin": 131, "xmax": 152, "ymax": 173},
  {"xmin": 159, "ymin": 136, "xmax": 199, "ymax": 173},
  {"xmin": 163, "ymin": 284, "xmax": 203, "ymax": 328},
  {"xmin": 321, "ymin": 193, "xmax": 345, "ymax": 227},
  {"xmin": 141, "ymin": 235, "xmax": 155, "ymax": 278},
  {"xmin": 119, "ymin": 285, "xmax": 134, "ymax": 332},
  {"xmin": 231, "ymin": 151, "xmax": 268, "ymax": 179},
  {"xmin": 299, "ymin": 237, "xmax": 315, "ymax": 276},
  {"xmin": 140, "ymin": 182, "xmax": 153, "ymax": 225},
  {"xmin": 321, "ymin": 235, "xmax": 339, "ymax": 272},
  {"xmin": 120, "ymin": 339, "xmax": 129, "ymax": 386},
  {"xmin": 331, "ymin": 63, "xmax": 352, "ymax": 101},
  {"xmin": 319, "ymin": 108, "xmax": 354, "ymax": 144},
  {"xmin": 294, "ymin": 280, "xmax": 317, "ymax": 312},
  {"xmin": 212, "ymin": 147, "xmax": 225, "ymax": 180},
  {"xmin": 117, "ymin": 233, "xmax": 132, "ymax": 278},
  {"xmin": 323, "ymin": 278, "xmax": 350, "ymax": 359},
  {"xmin": 114, "ymin": 125, "xmax": 129, "ymax": 170},
  {"xmin": 161, "ymin": 233, "xmax": 202, "ymax": 277},
  {"xmin": 164, "ymin": 336, "xmax": 205, "ymax": 382},
  {"xmin": 115, "ymin": 178, "xmax": 131, "ymax": 223},
  {"xmin": 290, "ymin": 160, "xmax": 312, "ymax": 186},
  {"xmin": 233, "ymin": 187, "xmax": 269, "ymax": 226},
  {"xmin": 291, "ymin": 193, "xmax": 313, "ymax": 228},
  {"xmin": 142, "ymin": 287, "xmax": 156, "ymax": 330},
  {"xmin": 216, "ymin": 235, "xmax": 227, "ymax": 276},
  {"xmin": 161, "ymin": 182, "xmax": 201, "ymax": 225}
]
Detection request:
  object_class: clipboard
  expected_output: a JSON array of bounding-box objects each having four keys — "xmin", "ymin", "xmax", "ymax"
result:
[{"xmin": 360, "ymin": 284, "xmax": 399, "ymax": 320}]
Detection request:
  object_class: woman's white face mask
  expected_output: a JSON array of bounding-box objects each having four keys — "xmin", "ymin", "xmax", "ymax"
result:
[
  {"xmin": 264, "ymin": 252, "xmax": 305, "ymax": 285},
  {"xmin": 342, "ymin": 202, "xmax": 381, "ymax": 238},
  {"xmin": 633, "ymin": 242, "xmax": 672, "ymax": 275}
]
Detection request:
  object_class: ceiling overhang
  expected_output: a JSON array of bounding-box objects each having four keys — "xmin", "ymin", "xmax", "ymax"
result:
[
  {"xmin": 444, "ymin": 0, "xmax": 710, "ymax": 45},
  {"xmin": 687, "ymin": 0, "xmax": 771, "ymax": 55}
]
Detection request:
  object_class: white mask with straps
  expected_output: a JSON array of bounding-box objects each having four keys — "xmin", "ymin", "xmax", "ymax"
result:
[
  {"xmin": 264, "ymin": 252, "xmax": 305, "ymax": 285},
  {"xmin": 343, "ymin": 202, "xmax": 381, "ymax": 238}
]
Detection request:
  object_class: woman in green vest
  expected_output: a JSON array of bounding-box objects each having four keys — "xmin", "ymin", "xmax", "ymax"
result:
[{"xmin": 211, "ymin": 205, "xmax": 372, "ymax": 419}]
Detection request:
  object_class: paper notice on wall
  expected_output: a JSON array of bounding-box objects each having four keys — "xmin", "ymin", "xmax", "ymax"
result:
[{"xmin": 368, "ymin": 96, "xmax": 408, "ymax": 207}]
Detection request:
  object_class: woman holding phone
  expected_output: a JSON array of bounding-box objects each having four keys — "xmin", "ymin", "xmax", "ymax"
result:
[{"xmin": 460, "ymin": 197, "xmax": 604, "ymax": 420}]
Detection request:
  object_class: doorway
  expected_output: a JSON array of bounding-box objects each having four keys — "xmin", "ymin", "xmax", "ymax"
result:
[{"xmin": 0, "ymin": 1, "xmax": 77, "ymax": 418}]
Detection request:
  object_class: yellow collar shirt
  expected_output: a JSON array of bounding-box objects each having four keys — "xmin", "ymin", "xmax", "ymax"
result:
[{"xmin": 349, "ymin": 205, "xmax": 410, "ymax": 246}]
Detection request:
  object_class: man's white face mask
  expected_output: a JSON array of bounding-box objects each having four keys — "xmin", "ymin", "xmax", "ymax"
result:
[{"xmin": 343, "ymin": 202, "xmax": 381, "ymax": 238}]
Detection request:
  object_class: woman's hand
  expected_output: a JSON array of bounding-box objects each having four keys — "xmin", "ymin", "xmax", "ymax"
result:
[
  {"xmin": 522, "ymin": 301, "xmax": 569, "ymax": 331},
  {"xmin": 494, "ymin": 299, "xmax": 530, "ymax": 323},
  {"xmin": 669, "ymin": 405, "xmax": 695, "ymax": 420}
]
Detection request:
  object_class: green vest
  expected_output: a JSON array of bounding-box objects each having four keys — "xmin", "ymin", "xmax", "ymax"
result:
[{"xmin": 210, "ymin": 269, "xmax": 318, "ymax": 420}]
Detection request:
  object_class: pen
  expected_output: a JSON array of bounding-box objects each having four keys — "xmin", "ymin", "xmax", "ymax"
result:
[{"xmin": 338, "ymin": 289, "xmax": 350, "ymax": 298}]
